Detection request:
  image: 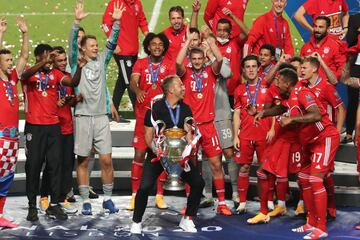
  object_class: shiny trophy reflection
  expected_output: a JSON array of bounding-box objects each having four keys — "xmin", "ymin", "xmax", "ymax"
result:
[{"xmin": 154, "ymin": 117, "xmax": 193, "ymax": 191}]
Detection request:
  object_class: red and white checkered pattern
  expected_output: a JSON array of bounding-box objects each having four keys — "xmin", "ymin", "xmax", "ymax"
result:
[{"xmin": 0, "ymin": 138, "xmax": 19, "ymax": 177}]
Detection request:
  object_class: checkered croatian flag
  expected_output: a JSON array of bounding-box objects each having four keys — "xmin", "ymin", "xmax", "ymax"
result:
[{"xmin": 0, "ymin": 138, "xmax": 19, "ymax": 177}]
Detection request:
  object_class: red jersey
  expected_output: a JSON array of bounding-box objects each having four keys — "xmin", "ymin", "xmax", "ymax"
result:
[
  {"xmin": 217, "ymin": 39, "xmax": 241, "ymax": 96},
  {"xmin": 234, "ymin": 80, "xmax": 272, "ymax": 141},
  {"xmin": 22, "ymin": 69, "xmax": 66, "ymax": 125},
  {"xmin": 163, "ymin": 25, "xmax": 187, "ymax": 63},
  {"xmin": 306, "ymin": 77, "xmax": 343, "ymax": 122},
  {"xmin": 0, "ymin": 69, "xmax": 20, "ymax": 137},
  {"xmin": 258, "ymin": 63, "xmax": 275, "ymax": 82},
  {"xmin": 244, "ymin": 10, "xmax": 294, "ymax": 56},
  {"xmin": 102, "ymin": 0, "xmax": 148, "ymax": 56},
  {"xmin": 300, "ymin": 35, "xmax": 346, "ymax": 80},
  {"xmin": 132, "ymin": 57, "xmax": 175, "ymax": 117},
  {"xmin": 181, "ymin": 65, "xmax": 218, "ymax": 123},
  {"xmin": 282, "ymin": 83, "xmax": 338, "ymax": 145},
  {"xmin": 204, "ymin": 0, "xmax": 248, "ymax": 38},
  {"xmin": 303, "ymin": 0, "xmax": 348, "ymax": 35},
  {"xmin": 57, "ymin": 72, "xmax": 74, "ymax": 135}
]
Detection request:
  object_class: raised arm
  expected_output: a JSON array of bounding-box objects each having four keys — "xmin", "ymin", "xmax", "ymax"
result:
[
  {"xmin": 222, "ymin": 8, "xmax": 249, "ymax": 40},
  {"xmin": 206, "ymin": 36, "xmax": 223, "ymax": 74},
  {"xmin": 312, "ymin": 52, "xmax": 337, "ymax": 85},
  {"xmin": 102, "ymin": 1, "xmax": 126, "ymax": 67},
  {"xmin": 190, "ymin": 0, "xmax": 201, "ymax": 29},
  {"xmin": 0, "ymin": 17, "xmax": 7, "ymax": 49},
  {"xmin": 203, "ymin": 0, "xmax": 218, "ymax": 29},
  {"xmin": 21, "ymin": 53, "xmax": 51, "ymax": 81},
  {"xmin": 69, "ymin": 0, "xmax": 89, "ymax": 69},
  {"xmin": 15, "ymin": 17, "xmax": 29, "ymax": 75},
  {"xmin": 176, "ymin": 29, "xmax": 194, "ymax": 77}
]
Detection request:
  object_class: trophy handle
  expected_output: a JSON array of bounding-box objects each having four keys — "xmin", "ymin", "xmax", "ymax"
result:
[{"xmin": 154, "ymin": 119, "xmax": 166, "ymax": 136}]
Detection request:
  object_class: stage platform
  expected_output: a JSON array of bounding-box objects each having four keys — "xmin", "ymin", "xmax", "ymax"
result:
[{"xmin": 1, "ymin": 196, "xmax": 360, "ymax": 239}]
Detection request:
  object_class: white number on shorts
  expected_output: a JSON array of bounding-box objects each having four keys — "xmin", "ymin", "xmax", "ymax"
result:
[
  {"xmin": 221, "ymin": 128, "xmax": 232, "ymax": 139},
  {"xmin": 211, "ymin": 136, "xmax": 219, "ymax": 147},
  {"xmin": 291, "ymin": 151, "xmax": 301, "ymax": 163},
  {"xmin": 312, "ymin": 152, "xmax": 323, "ymax": 163}
]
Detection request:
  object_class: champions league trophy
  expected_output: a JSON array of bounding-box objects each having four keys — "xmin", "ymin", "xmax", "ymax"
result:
[{"xmin": 153, "ymin": 117, "xmax": 195, "ymax": 191}]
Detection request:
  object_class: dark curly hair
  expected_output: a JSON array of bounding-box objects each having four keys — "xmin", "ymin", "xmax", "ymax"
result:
[{"xmin": 143, "ymin": 32, "xmax": 169, "ymax": 56}]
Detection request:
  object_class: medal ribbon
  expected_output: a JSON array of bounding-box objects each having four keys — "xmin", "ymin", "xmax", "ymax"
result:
[
  {"xmin": 148, "ymin": 57, "xmax": 163, "ymax": 86},
  {"xmin": 38, "ymin": 72, "xmax": 49, "ymax": 92},
  {"xmin": 58, "ymin": 85, "xmax": 67, "ymax": 98},
  {"xmin": 274, "ymin": 14, "xmax": 285, "ymax": 50},
  {"xmin": 246, "ymin": 78, "xmax": 261, "ymax": 106},
  {"xmin": 192, "ymin": 69, "xmax": 204, "ymax": 94},
  {"xmin": 165, "ymin": 100, "xmax": 180, "ymax": 128},
  {"xmin": 260, "ymin": 63, "xmax": 273, "ymax": 80}
]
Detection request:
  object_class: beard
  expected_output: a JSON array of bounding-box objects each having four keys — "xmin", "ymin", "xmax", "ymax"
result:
[{"xmin": 314, "ymin": 31, "xmax": 327, "ymax": 41}]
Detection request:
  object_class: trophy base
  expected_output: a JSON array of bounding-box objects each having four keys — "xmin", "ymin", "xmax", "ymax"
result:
[{"xmin": 163, "ymin": 175, "xmax": 185, "ymax": 191}]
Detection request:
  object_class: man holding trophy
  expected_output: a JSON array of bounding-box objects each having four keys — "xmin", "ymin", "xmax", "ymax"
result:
[{"xmin": 130, "ymin": 75, "xmax": 205, "ymax": 234}]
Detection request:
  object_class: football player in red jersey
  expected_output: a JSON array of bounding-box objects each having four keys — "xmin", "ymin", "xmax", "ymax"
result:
[
  {"xmin": 129, "ymin": 32, "xmax": 174, "ymax": 210},
  {"xmin": 21, "ymin": 43, "xmax": 83, "ymax": 221},
  {"xmin": 294, "ymin": 0, "xmax": 349, "ymax": 40},
  {"xmin": 300, "ymin": 16, "xmax": 346, "ymax": 82},
  {"xmin": 0, "ymin": 16, "xmax": 28, "ymax": 228},
  {"xmin": 176, "ymin": 30, "xmax": 232, "ymax": 216},
  {"xmin": 256, "ymin": 67, "xmax": 340, "ymax": 239},
  {"xmin": 233, "ymin": 55, "xmax": 274, "ymax": 214},
  {"xmin": 243, "ymin": 0, "xmax": 294, "ymax": 58},
  {"xmin": 301, "ymin": 56, "xmax": 346, "ymax": 220}
]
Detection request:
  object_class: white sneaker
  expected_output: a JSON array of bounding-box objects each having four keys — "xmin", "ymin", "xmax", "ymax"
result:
[
  {"xmin": 179, "ymin": 217, "xmax": 197, "ymax": 233},
  {"xmin": 236, "ymin": 202, "xmax": 247, "ymax": 214},
  {"xmin": 130, "ymin": 222, "xmax": 142, "ymax": 234}
]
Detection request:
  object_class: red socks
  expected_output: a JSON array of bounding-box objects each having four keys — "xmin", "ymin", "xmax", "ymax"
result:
[
  {"xmin": 213, "ymin": 178, "xmax": 226, "ymax": 203},
  {"xmin": 238, "ymin": 172, "xmax": 249, "ymax": 202},
  {"xmin": 257, "ymin": 170, "xmax": 269, "ymax": 214},
  {"xmin": 276, "ymin": 177, "xmax": 288, "ymax": 201},
  {"xmin": 310, "ymin": 175, "xmax": 327, "ymax": 232},
  {"xmin": 298, "ymin": 172, "xmax": 316, "ymax": 227},
  {"xmin": 131, "ymin": 161, "xmax": 143, "ymax": 194},
  {"xmin": 324, "ymin": 173, "xmax": 335, "ymax": 211}
]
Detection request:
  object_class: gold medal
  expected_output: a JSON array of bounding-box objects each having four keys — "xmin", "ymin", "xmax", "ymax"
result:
[
  {"xmin": 42, "ymin": 91, "xmax": 48, "ymax": 97},
  {"xmin": 152, "ymin": 84, "xmax": 157, "ymax": 90},
  {"xmin": 246, "ymin": 104, "xmax": 257, "ymax": 116},
  {"xmin": 197, "ymin": 93, "xmax": 203, "ymax": 99}
]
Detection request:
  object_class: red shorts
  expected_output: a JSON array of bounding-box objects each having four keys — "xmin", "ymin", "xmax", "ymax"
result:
[
  {"xmin": 132, "ymin": 116, "xmax": 147, "ymax": 151},
  {"xmin": 262, "ymin": 138, "xmax": 303, "ymax": 177},
  {"xmin": 234, "ymin": 139, "xmax": 266, "ymax": 165},
  {"xmin": 301, "ymin": 134, "xmax": 340, "ymax": 174},
  {"xmin": 197, "ymin": 122, "xmax": 222, "ymax": 158}
]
